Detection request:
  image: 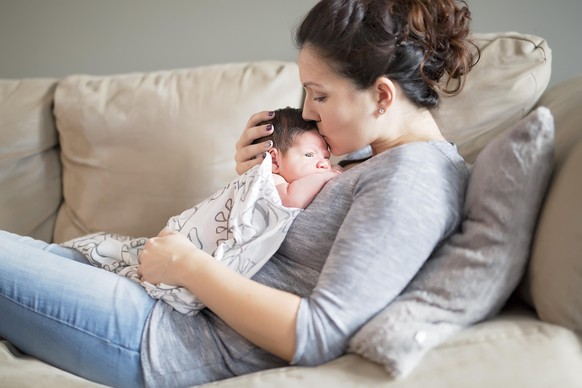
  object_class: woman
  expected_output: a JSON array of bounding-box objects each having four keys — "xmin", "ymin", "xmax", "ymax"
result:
[{"xmin": 0, "ymin": 0, "xmax": 477, "ymax": 386}]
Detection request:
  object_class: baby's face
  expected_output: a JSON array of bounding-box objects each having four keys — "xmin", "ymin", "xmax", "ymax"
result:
[{"xmin": 277, "ymin": 130, "xmax": 331, "ymax": 182}]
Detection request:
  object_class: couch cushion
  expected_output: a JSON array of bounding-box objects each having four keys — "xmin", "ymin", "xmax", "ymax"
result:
[
  {"xmin": 202, "ymin": 306, "xmax": 582, "ymax": 387},
  {"xmin": 435, "ymin": 32, "xmax": 551, "ymax": 163},
  {"xmin": 0, "ymin": 340, "xmax": 105, "ymax": 387},
  {"xmin": 0, "ymin": 79, "xmax": 61, "ymax": 242},
  {"xmin": 53, "ymin": 61, "xmax": 303, "ymax": 242},
  {"xmin": 520, "ymin": 75, "xmax": 582, "ymax": 332}
]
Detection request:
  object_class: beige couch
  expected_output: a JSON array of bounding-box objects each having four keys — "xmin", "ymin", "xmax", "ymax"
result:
[{"xmin": 1, "ymin": 32, "xmax": 582, "ymax": 387}]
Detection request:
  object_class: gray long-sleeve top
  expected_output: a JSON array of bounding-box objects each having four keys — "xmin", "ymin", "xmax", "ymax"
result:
[{"xmin": 141, "ymin": 141, "xmax": 469, "ymax": 387}]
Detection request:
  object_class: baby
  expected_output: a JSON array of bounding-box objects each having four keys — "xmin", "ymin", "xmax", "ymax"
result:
[
  {"xmin": 61, "ymin": 107, "xmax": 341, "ymax": 315},
  {"xmin": 257, "ymin": 106, "xmax": 340, "ymax": 208}
]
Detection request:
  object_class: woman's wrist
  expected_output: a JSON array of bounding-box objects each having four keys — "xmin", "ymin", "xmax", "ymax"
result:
[{"xmin": 174, "ymin": 247, "xmax": 209, "ymax": 287}]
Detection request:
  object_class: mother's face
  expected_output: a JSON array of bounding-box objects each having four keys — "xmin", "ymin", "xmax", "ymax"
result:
[{"xmin": 298, "ymin": 47, "xmax": 377, "ymax": 156}]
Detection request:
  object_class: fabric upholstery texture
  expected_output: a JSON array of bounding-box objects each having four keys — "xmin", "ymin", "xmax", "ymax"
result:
[
  {"xmin": 520, "ymin": 76, "xmax": 582, "ymax": 332},
  {"xmin": 434, "ymin": 32, "xmax": 551, "ymax": 163},
  {"xmin": 0, "ymin": 79, "xmax": 61, "ymax": 242},
  {"xmin": 52, "ymin": 61, "xmax": 303, "ymax": 242},
  {"xmin": 349, "ymin": 107, "xmax": 555, "ymax": 378},
  {"xmin": 0, "ymin": 341, "xmax": 105, "ymax": 387}
]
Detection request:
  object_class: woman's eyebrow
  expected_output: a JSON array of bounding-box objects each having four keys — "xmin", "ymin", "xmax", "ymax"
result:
[{"xmin": 303, "ymin": 81, "xmax": 323, "ymax": 88}]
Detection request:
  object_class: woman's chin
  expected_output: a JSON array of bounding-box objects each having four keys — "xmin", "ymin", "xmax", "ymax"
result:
[{"xmin": 330, "ymin": 145, "xmax": 358, "ymax": 157}]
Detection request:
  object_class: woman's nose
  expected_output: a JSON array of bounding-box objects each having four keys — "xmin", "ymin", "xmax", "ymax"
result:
[{"xmin": 302, "ymin": 100, "xmax": 319, "ymax": 122}]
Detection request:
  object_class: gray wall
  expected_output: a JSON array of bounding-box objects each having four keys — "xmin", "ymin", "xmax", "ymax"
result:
[
  {"xmin": 1, "ymin": 0, "xmax": 580, "ymax": 87},
  {"xmin": 469, "ymin": 0, "xmax": 582, "ymax": 87}
]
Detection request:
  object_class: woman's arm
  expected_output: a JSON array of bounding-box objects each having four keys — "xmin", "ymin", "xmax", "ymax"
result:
[
  {"xmin": 291, "ymin": 145, "xmax": 467, "ymax": 365},
  {"xmin": 138, "ymin": 228, "xmax": 301, "ymax": 361},
  {"xmin": 235, "ymin": 111, "xmax": 275, "ymax": 175}
]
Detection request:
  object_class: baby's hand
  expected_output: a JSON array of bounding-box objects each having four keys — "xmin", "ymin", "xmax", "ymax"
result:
[{"xmin": 319, "ymin": 170, "xmax": 342, "ymax": 183}]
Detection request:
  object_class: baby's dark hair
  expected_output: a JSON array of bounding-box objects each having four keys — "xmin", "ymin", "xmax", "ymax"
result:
[
  {"xmin": 295, "ymin": 0, "xmax": 480, "ymax": 108},
  {"xmin": 254, "ymin": 107, "xmax": 319, "ymax": 153}
]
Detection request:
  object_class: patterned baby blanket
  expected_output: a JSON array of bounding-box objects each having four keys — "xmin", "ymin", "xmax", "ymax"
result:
[{"xmin": 61, "ymin": 154, "xmax": 301, "ymax": 315}]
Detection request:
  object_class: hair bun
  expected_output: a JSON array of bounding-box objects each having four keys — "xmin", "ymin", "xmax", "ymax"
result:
[{"xmin": 295, "ymin": 0, "xmax": 480, "ymax": 108}]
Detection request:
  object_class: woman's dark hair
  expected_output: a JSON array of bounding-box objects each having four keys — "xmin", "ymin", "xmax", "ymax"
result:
[
  {"xmin": 295, "ymin": 0, "xmax": 480, "ymax": 108},
  {"xmin": 254, "ymin": 107, "xmax": 318, "ymax": 153}
]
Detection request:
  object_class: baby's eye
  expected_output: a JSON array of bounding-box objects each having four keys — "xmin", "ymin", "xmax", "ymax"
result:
[{"xmin": 304, "ymin": 152, "xmax": 315, "ymax": 157}]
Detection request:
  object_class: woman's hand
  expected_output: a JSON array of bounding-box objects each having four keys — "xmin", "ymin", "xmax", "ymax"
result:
[
  {"xmin": 139, "ymin": 229, "xmax": 301, "ymax": 361},
  {"xmin": 138, "ymin": 228, "xmax": 201, "ymax": 286},
  {"xmin": 234, "ymin": 111, "xmax": 275, "ymax": 175}
]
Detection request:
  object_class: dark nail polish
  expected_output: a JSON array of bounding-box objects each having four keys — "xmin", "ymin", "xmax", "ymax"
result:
[
  {"xmin": 265, "ymin": 140, "xmax": 273, "ymax": 148},
  {"xmin": 266, "ymin": 124, "xmax": 273, "ymax": 131},
  {"xmin": 261, "ymin": 152, "xmax": 267, "ymax": 159},
  {"xmin": 268, "ymin": 111, "xmax": 274, "ymax": 117}
]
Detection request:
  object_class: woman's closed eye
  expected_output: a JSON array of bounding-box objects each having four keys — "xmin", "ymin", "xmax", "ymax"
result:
[{"xmin": 313, "ymin": 96, "xmax": 326, "ymax": 102}]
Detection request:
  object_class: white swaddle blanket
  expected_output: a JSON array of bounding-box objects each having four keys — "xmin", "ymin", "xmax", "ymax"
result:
[{"xmin": 61, "ymin": 154, "xmax": 301, "ymax": 315}]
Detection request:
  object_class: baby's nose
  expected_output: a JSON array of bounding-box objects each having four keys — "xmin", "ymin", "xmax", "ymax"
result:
[{"xmin": 316, "ymin": 159, "xmax": 330, "ymax": 170}]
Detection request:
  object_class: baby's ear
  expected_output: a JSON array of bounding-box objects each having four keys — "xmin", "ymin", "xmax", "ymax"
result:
[{"xmin": 269, "ymin": 149, "xmax": 281, "ymax": 173}]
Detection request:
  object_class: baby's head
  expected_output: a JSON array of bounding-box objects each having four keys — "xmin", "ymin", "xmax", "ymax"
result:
[
  {"xmin": 255, "ymin": 107, "xmax": 319, "ymax": 153},
  {"xmin": 256, "ymin": 107, "xmax": 331, "ymax": 182}
]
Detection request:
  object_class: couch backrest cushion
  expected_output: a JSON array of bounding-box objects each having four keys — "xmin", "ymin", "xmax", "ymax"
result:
[
  {"xmin": 435, "ymin": 32, "xmax": 551, "ymax": 163},
  {"xmin": 519, "ymin": 75, "xmax": 582, "ymax": 333},
  {"xmin": 0, "ymin": 79, "xmax": 61, "ymax": 242},
  {"xmin": 53, "ymin": 61, "xmax": 303, "ymax": 242}
]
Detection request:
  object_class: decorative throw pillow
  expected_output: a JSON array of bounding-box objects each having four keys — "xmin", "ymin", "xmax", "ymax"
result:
[{"xmin": 349, "ymin": 107, "xmax": 555, "ymax": 378}]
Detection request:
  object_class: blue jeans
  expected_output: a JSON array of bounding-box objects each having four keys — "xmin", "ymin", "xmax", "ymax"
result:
[{"xmin": 0, "ymin": 231, "xmax": 156, "ymax": 387}]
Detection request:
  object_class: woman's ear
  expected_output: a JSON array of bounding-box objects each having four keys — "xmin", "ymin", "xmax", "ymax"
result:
[
  {"xmin": 375, "ymin": 76, "xmax": 396, "ymax": 114},
  {"xmin": 269, "ymin": 148, "xmax": 281, "ymax": 173}
]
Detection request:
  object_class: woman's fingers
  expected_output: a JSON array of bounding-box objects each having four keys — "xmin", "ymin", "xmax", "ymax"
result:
[
  {"xmin": 235, "ymin": 157, "xmax": 263, "ymax": 175},
  {"xmin": 235, "ymin": 111, "xmax": 275, "ymax": 150},
  {"xmin": 234, "ymin": 139, "xmax": 267, "ymax": 162},
  {"xmin": 234, "ymin": 111, "xmax": 275, "ymax": 174},
  {"xmin": 157, "ymin": 227, "xmax": 175, "ymax": 237},
  {"xmin": 245, "ymin": 110, "xmax": 276, "ymax": 135}
]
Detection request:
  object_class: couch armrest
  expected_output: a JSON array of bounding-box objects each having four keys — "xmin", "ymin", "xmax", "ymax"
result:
[
  {"xmin": 0, "ymin": 79, "xmax": 61, "ymax": 242},
  {"xmin": 519, "ymin": 74, "xmax": 582, "ymax": 332}
]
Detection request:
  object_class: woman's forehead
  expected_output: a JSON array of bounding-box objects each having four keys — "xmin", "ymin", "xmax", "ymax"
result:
[{"xmin": 298, "ymin": 47, "xmax": 333, "ymax": 87}]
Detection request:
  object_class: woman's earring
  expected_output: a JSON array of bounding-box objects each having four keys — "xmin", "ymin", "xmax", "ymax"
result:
[{"xmin": 379, "ymin": 108, "xmax": 385, "ymax": 114}]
